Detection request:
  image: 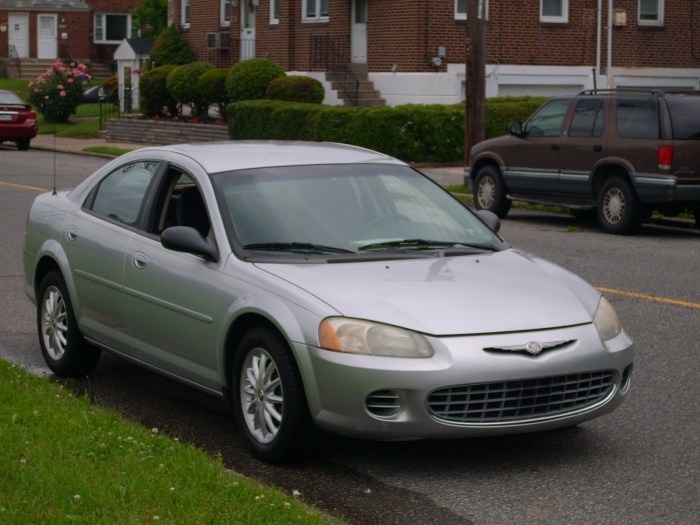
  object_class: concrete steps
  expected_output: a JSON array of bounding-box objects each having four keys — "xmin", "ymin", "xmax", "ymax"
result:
[
  {"xmin": 326, "ymin": 63, "xmax": 385, "ymax": 107},
  {"xmin": 13, "ymin": 59, "xmax": 114, "ymax": 81}
]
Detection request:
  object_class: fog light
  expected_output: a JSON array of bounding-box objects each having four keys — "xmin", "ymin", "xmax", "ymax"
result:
[{"xmin": 365, "ymin": 390, "xmax": 402, "ymax": 419}]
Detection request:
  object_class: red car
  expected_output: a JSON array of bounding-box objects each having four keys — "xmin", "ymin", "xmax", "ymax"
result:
[{"xmin": 0, "ymin": 89, "xmax": 38, "ymax": 151}]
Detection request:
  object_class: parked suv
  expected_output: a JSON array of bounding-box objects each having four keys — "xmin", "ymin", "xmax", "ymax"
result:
[{"xmin": 466, "ymin": 90, "xmax": 700, "ymax": 233}]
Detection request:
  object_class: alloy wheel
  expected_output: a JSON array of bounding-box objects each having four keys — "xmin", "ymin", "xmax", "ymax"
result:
[
  {"xmin": 477, "ymin": 176, "xmax": 496, "ymax": 209},
  {"xmin": 41, "ymin": 285, "xmax": 68, "ymax": 361},
  {"xmin": 603, "ymin": 187, "xmax": 626, "ymax": 224},
  {"xmin": 240, "ymin": 347, "xmax": 284, "ymax": 444}
]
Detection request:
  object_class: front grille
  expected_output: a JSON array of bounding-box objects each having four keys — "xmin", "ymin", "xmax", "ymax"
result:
[{"xmin": 427, "ymin": 371, "xmax": 616, "ymax": 424}]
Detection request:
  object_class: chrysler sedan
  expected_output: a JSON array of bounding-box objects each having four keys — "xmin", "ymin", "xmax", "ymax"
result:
[
  {"xmin": 23, "ymin": 141, "xmax": 634, "ymax": 462},
  {"xmin": 0, "ymin": 89, "xmax": 38, "ymax": 150}
]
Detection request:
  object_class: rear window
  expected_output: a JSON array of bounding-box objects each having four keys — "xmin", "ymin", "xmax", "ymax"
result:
[
  {"xmin": 666, "ymin": 96, "xmax": 700, "ymax": 139},
  {"xmin": 0, "ymin": 91, "xmax": 26, "ymax": 105},
  {"xmin": 616, "ymin": 98, "xmax": 659, "ymax": 139}
]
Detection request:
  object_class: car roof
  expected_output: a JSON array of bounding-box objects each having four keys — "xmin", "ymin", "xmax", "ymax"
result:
[{"xmin": 139, "ymin": 141, "xmax": 406, "ymax": 173}]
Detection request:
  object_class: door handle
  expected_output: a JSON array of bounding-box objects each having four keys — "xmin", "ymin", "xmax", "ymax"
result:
[
  {"xmin": 66, "ymin": 226, "xmax": 79, "ymax": 241},
  {"xmin": 551, "ymin": 144, "xmax": 560, "ymax": 151},
  {"xmin": 133, "ymin": 252, "xmax": 149, "ymax": 269},
  {"xmin": 593, "ymin": 145, "xmax": 603, "ymax": 152}
]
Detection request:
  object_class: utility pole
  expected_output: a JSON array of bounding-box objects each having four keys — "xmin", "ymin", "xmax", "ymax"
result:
[{"xmin": 465, "ymin": 0, "xmax": 486, "ymax": 167}]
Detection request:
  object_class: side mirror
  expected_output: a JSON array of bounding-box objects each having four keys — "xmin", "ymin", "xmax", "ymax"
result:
[
  {"xmin": 475, "ymin": 210, "xmax": 501, "ymax": 233},
  {"xmin": 161, "ymin": 226, "xmax": 219, "ymax": 262},
  {"xmin": 508, "ymin": 120, "xmax": 525, "ymax": 137}
]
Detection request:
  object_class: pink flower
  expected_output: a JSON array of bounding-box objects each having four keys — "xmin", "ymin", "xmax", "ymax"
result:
[
  {"xmin": 67, "ymin": 78, "xmax": 74, "ymax": 83},
  {"xmin": 59, "ymin": 91, "xmax": 67, "ymax": 97},
  {"xmin": 44, "ymin": 95, "xmax": 49, "ymax": 100},
  {"xmin": 57, "ymin": 84, "xmax": 64, "ymax": 89}
]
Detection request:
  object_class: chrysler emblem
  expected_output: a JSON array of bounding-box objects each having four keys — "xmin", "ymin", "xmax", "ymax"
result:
[
  {"xmin": 484, "ymin": 339, "xmax": 574, "ymax": 356},
  {"xmin": 526, "ymin": 341, "xmax": 543, "ymax": 355}
]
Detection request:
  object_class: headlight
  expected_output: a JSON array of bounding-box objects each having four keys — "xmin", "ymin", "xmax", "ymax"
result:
[
  {"xmin": 318, "ymin": 318, "xmax": 434, "ymax": 358},
  {"xmin": 593, "ymin": 296, "xmax": 623, "ymax": 342}
]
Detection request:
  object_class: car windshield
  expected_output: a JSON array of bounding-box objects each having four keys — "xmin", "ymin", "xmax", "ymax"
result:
[
  {"xmin": 0, "ymin": 91, "xmax": 26, "ymax": 105},
  {"xmin": 666, "ymin": 96, "xmax": 700, "ymax": 139},
  {"xmin": 212, "ymin": 163, "xmax": 501, "ymax": 260}
]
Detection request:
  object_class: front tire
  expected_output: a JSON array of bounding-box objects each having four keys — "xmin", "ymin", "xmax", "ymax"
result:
[
  {"xmin": 597, "ymin": 176, "xmax": 643, "ymax": 234},
  {"xmin": 474, "ymin": 165, "xmax": 512, "ymax": 218},
  {"xmin": 37, "ymin": 271, "xmax": 101, "ymax": 376},
  {"xmin": 16, "ymin": 138, "xmax": 30, "ymax": 151},
  {"xmin": 232, "ymin": 327, "xmax": 310, "ymax": 462}
]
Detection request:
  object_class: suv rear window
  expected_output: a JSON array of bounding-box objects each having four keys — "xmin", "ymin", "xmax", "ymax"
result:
[
  {"xmin": 666, "ymin": 96, "xmax": 700, "ymax": 139},
  {"xmin": 616, "ymin": 98, "xmax": 659, "ymax": 139}
]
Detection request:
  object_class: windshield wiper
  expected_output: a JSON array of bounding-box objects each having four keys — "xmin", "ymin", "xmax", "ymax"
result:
[
  {"xmin": 243, "ymin": 242, "xmax": 354, "ymax": 254},
  {"xmin": 358, "ymin": 239, "xmax": 495, "ymax": 252}
]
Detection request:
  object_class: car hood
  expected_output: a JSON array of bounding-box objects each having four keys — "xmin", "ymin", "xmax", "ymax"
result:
[{"xmin": 255, "ymin": 249, "xmax": 600, "ymax": 336}]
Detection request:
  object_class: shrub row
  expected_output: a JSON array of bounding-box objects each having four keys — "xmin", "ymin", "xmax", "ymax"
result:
[{"xmin": 227, "ymin": 97, "xmax": 546, "ymax": 163}]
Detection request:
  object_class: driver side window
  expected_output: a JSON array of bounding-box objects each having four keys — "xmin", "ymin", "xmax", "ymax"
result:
[
  {"xmin": 525, "ymin": 99, "xmax": 571, "ymax": 137},
  {"xmin": 157, "ymin": 169, "xmax": 212, "ymax": 238}
]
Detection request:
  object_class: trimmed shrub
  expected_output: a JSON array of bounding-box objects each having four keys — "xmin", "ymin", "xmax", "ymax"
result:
[
  {"xmin": 139, "ymin": 64, "xmax": 178, "ymax": 117},
  {"xmin": 227, "ymin": 97, "xmax": 549, "ymax": 163},
  {"xmin": 225, "ymin": 58, "xmax": 285, "ymax": 101},
  {"xmin": 28, "ymin": 62, "xmax": 91, "ymax": 123},
  {"xmin": 266, "ymin": 76, "xmax": 324, "ymax": 104},
  {"xmin": 196, "ymin": 68, "xmax": 230, "ymax": 120},
  {"xmin": 148, "ymin": 25, "xmax": 194, "ymax": 68},
  {"xmin": 167, "ymin": 61, "xmax": 215, "ymax": 117}
]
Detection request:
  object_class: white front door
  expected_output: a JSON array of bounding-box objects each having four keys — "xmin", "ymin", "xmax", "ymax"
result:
[
  {"xmin": 240, "ymin": 1, "xmax": 256, "ymax": 60},
  {"xmin": 8, "ymin": 13, "xmax": 29, "ymax": 58},
  {"xmin": 37, "ymin": 14, "xmax": 58, "ymax": 59},
  {"xmin": 351, "ymin": 0, "xmax": 368, "ymax": 64}
]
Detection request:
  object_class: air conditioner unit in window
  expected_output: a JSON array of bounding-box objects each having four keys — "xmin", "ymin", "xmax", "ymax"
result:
[
  {"xmin": 218, "ymin": 32, "xmax": 231, "ymax": 49},
  {"xmin": 206, "ymin": 32, "xmax": 218, "ymax": 49}
]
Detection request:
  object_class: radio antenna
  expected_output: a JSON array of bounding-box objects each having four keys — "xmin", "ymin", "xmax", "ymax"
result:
[{"xmin": 52, "ymin": 132, "xmax": 57, "ymax": 195}]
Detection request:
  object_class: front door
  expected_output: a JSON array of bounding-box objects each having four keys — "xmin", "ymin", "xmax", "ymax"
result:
[
  {"xmin": 8, "ymin": 13, "xmax": 29, "ymax": 58},
  {"xmin": 240, "ymin": 1, "xmax": 255, "ymax": 60},
  {"xmin": 351, "ymin": 0, "xmax": 368, "ymax": 64},
  {"xmin": 37, "ymin": 14, "xmax": 58, "ymax": 59}
]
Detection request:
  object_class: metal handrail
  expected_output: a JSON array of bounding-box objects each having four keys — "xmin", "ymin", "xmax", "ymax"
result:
[{"xmin": 310, "ymin": 34, "xmax": 359, "ymax": 106}]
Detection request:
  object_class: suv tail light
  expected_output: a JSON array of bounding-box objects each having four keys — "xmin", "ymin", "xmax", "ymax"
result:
[{"xmin": 658, "ymin": 145, "xmax": 673, "ymax": 170}]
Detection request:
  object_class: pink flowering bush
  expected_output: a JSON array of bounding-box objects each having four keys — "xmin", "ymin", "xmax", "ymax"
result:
[{"xmin": 29, "ymin": 62, "xmax": 91, "ymax": 123}]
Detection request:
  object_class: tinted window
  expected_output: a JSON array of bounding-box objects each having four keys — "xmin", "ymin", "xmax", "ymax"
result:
[
  {"xmin": 525, "ymin": 99, "xmax": 571, "ymax": 137},
  {"xmin": 616, "ymin": 98, "xmax": 659, "ymax": 139},
  {"xmin": 89, "ymin": 161, "xmax": 159, "ymax": 226},
  {"xmin": 569, "ymin": 98, "xmax": 604, "ymax": 137},
  {"xmin": 666, "ymin": 97, "xmax": 700, "ymax": 139}
]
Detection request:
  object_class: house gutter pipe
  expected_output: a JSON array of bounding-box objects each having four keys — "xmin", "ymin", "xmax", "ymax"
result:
[
  {"xmin": 596, "ymin": 0, "xmax": 602, "ymax": 86},
  {"xmin": 607, "ymin": 0, "xmax": 613, "ymax": 86}
]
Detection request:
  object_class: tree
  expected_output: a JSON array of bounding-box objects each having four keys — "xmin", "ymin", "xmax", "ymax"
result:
[
  {"xmin": 132, "ymin": 0, "xmax": 168, "ymax": 39},
  {"xmin": 148, "ymin": 25, "xmax": 194, "ymax": 69}
]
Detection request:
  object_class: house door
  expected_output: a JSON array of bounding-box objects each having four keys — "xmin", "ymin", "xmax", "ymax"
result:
[
  {"xmin": 240, "ymin": 1, "xmax": 255, "ymax": 60},
  {"xmin": 8, "ymin": 13, "xmax": 29, "ymax": 58},
  {"xmin": 351, "ymin": 0, "xmax": 367, "ymax": 63},
  {"xmin": 37, "ymin": 14, "xmax": 58, "ymax": 59}
]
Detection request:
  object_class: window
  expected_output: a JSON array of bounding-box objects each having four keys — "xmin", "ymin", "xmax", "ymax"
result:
[
  {"xmin": 540, "ymin": 0, "xmax": 568, "ymax": 24},
  {"xmin": 88, "ymin": 162, "xmax": 160, "ymax": 227},
  {"xmin": 271, "ymin": 0, "xmax": 280, "ymax": 25},
  {"xmin": 181, "ymin": 0, "xmax": 190, "ymax": 28},
  {"xmin": 303, "ymin": 0, "xmax": 329, "ymax": 22},
  {"xmin": 524, "ymin": 98, "xmax": 571, "ymax": 137},
  {"xmin": 221, "ymin": 0, "xmax": 232, "ymax": 26},
  {"xmin": 617, "ymin": 98, "xmax": 660, "ymax": 139},
  {"xmin": 569, "ymin": 99, "xmax": 605, "ymax": 137},
  {"xmin": 638, "ymin": 0, "xmax": 664, "ymax": 26},
  {"xmin": 93, "ymin": 13, "xmax": 131, "ymax": 43},
  {"xmin": 455, "ymin": 0, "xmax": 489, "ymax": 21},
  {"xmin": 666, "ymin": 97, "xmax": 700, "ymax": 140}
]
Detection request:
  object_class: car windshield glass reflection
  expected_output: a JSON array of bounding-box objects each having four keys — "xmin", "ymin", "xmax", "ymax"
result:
[{"xmin": 212, "ymin": 164, "xmax": 499, "ymax": 258}]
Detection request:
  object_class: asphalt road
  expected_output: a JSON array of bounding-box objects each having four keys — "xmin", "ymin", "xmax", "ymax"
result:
[{"xmin": 1, "ymin": 147, "xmax": 699, "ymax": 525}]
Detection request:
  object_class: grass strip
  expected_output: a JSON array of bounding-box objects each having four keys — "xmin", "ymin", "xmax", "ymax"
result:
[
  {"xmin": 0, "ymin": 360, "xmax": 337, "ymax": 525},
  {"xmin": 83, "ymin": 146, "xmax": 134, "ymax": 156}
]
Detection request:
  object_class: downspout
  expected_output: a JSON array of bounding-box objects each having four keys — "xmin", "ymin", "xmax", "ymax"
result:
[
  {"xmin": 596, "ymin": 0, "xmax": 601, "ymax": 88},
  {"xmin": 607, "ymin": 0, "xmax": 613, "ymax": 87}
]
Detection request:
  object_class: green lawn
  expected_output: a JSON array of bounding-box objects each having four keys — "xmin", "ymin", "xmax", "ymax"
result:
[{"xmin": 0, "ymin": 360, "xmax": 337, "ymax": 524}]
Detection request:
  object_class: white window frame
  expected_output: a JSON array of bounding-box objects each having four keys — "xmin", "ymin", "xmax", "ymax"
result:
[
  {"xmin": 270, "ymin": 0, "xmax": 280, "ymax": 25},
  {"xmin": 181, "ymin": 0, "xmax": 190, "ymax": 29},
  {"xmin": 302, "ymin": 0, "xmax": 329, "ymax": 23},
  {"xmin": 540, "ymin": 0, "xmax": 568, "ymax": 24},
  {"xmin": 455, "ymin": 0, "xmax": 489, "ymax": 21},
  {"xmin": 638, "ymin": 0, "xmax": 664, "ymax": 26},
  {"xmin": 220, "ymin": 0, "xmax": 232, "ymax": 27},
  {"xmin": 93, "ymin": 13, "xmax": 131, "ymax": 44}
]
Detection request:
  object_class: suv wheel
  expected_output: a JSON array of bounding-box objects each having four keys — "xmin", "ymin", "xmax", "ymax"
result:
[
  {"xmin": 597, "ymin": 176, "xmax": 643, "ymax": 234},
  {"xmin": 474, "ymin": 166, "xmax": 512, "ymax": 218}
]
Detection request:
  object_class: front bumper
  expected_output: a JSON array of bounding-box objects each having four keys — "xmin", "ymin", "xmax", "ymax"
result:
[{"xmin": 297, "ymin": 323, "xmax": 634, "ymax": 440}]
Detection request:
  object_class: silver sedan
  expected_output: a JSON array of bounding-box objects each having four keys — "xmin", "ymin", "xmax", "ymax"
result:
[{"xmin": 23, "ymin": 141, "xmax": 634, "ymax": 462}]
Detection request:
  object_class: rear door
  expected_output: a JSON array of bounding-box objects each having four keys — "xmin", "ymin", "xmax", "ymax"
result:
[
  {"xmin": 664, "ymin": 95, "xmax": 700, "ymax": 189},
  {"xmin": 505, "ymin": 98, "xmax": 571, "ymax": 196}
]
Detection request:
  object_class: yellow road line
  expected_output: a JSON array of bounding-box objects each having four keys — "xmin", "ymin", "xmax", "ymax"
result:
[
  {"xmin": 0, "ymin": 180, "xmax": 49, "ymax": 192},
  {"xmin": 597, "ymin": 286, "xmax": 700, "ymax": 310}
]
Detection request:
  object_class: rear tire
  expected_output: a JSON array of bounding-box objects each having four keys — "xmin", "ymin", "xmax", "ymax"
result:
[
  {"xmin": 597, "ymin": 176, "xmax": 643, "ymax": 234},
  {"xmin": 16, "ymin": 138, "xmax": 30, "ymax": 151},
  {"xmin": 37, "ymin": 271, "xmax": 101, "ymax": 376},
  {"xmin": 474, "ymin": 165, "xmax": 512, "ymax": 218},
  {"xmin": 231, "ymin": 327, "xmax": 310, "ymax": 463}
]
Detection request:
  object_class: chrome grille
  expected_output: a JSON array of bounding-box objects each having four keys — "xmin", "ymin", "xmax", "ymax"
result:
[{"xmin": 427, "ymin": 371, "xmax": 616, "ymax": 424}]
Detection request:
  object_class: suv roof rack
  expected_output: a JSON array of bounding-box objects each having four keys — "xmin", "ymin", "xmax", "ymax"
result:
[{"xmin": 579, "ymin": 88, "xmax": 666, "ymax": 96}]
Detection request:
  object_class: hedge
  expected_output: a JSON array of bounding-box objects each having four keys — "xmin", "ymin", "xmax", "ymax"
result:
[{"xmin": 227, "ymin": 97, "xmax": 546, "ymax": 163}]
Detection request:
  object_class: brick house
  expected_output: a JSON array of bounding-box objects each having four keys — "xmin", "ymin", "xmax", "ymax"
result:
[
  {"xmin": 0, "ymin": 0, "xmax": 139, "ymax": 77},
  {"xmin": 178, "ymin": 1, "xmax": 699, "ymax": 105}
]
